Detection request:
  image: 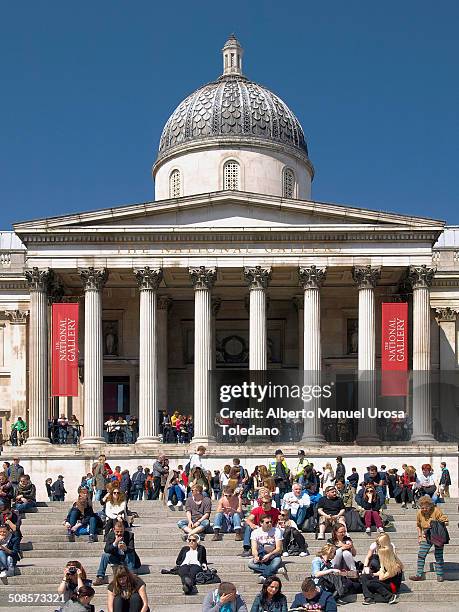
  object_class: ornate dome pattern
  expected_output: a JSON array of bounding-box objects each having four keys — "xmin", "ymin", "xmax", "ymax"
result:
[{"xmin": 158, "ymin": 75, "xmax": 308, "ymax": 159}]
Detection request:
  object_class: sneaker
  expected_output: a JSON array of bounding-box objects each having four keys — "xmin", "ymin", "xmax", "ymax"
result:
[
  {"xmin": 167, "ymin": 501, "xmax": 175, "ymax": 511},
  {"xmin": 317, "ymin": 533, "xmax": 325, "ymax": 540},
  {"xmin": 300, "ymin": 551, "xmax": 309, "ymax": 557},
  {"xmin": 388, "ymin": 594, "xmax": 399, "ymax": 604},
  {"xmin": 0, "ymin": 570, "xmax": 6, "ymax": 579},
  {"xmin": 93, "ymin": 576, "xmax": 109, "ymax": 586},
  {"xmin": 258, "ymin": 576, "xmax": 266, "ymax": 584},
  {"xmin": 401, "ymin": 503, "xmax": 407, "ymax": 509},
  {"xmin": 365, "ymin": 527, "xmax": 371, "ymax": 534},
  {"xmin": 409, "ymin": 574, "xmax": 425, "ymax": 581},
  {"xmin": 378, "ymin": 527, "xmax": 385, "ymax": 533},
  {"xmin": 412, "ymin": 503, "xmax": 417, "ymax": 509},
  {"xmin": 437, "ymin": 576, "xmax": 444, "ymax": 582},
  {"xmin": 240, "ymin": 550, "xmax": 251, "ymax": 558},
  {"xmin": 362, "ymin": 598, "xmax": 375, "ymax": 605},
  {"xmin": 88, "ymin": 535, "xmax": 96, "ymax": 543},
  {"xmin": 282, "ymin": 552, "xmax": 289, "ymax": 557},
  {"xmin": 336, "ymin": 599, "xmax": 348, "ymax": 606},
  {"xmin": 176, "ymin": 501, "xmax": 183, "ymax": 509},
  {"xmin": 234, "ymin": 531, "xmax": 243, "ymax": 541},
  {"xmin": 212, "ymin": 533, "xmax": 223, "ymax": 541}
]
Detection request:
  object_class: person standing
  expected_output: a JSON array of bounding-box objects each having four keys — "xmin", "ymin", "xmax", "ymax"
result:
[
  {"xmin": 8, "ymin": 458, "xmax": 24, "ymax": 497},
  {"xmin": 335, "ymin": 457, "xmax": 346, "ymax": 483},
  {"xmin": 151, "ymin": 455, "xmax": 167, "ymax": 500},
  {"xmin": 130, "ymin": 466, "xmax": 146, "ymax": 501},
  {"xmin": 51, "ymin": 475, "xmax": 67, "ymax": 502},
  {"xmin": 410, "ymin": 495, "xmax": 449, "ymax": 582},
  {"xmin": 439, "ymin": 462, "xmax": 451, "ymax": 498},
  {"xmin": 57, "ymin": 414, "xmax": 69, "ymax": 445},
  {"xmin": 268, "ymin": 450, "xmax": 290, "ymax": 508}
]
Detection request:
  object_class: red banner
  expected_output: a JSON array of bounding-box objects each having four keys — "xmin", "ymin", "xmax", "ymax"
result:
[
  {"xmin": 381, "ymin": 302, "xmax": 408, "ymax": 396},
  {"xmin": 52, "ymin": 303, "xmax": 79, "ymax": 396}
]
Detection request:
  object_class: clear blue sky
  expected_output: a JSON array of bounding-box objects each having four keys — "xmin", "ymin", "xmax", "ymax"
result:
[{"xmin": 1, "ymin": 1, "xmax": 458, "ymax": 227}]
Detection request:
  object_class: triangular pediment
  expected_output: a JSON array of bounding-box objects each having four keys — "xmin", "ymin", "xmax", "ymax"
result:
[{"xmin": 13, "ymin": 191, "xmax": 444, "ymax": 233}]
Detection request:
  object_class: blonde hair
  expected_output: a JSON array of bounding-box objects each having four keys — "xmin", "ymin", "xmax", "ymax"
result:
[
  {"xmin": 324, "ymin": 462, "xmax": 333, "ymax": 471},
  {"xmin": 263, "ymin": 477, "xmax": 276, "ymax": 493},
  {"xmin": 318, "ymin": 543, "xmax": 336, "ymax": 558},
  {"xmin": 378, "ymin": 537, "xmax": 403, "ymax": 577}
]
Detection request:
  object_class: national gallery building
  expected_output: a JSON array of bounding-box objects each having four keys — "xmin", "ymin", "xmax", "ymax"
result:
[{"xmin": 0, "ymin": 37, "xmax": 458, "ymax": 494}]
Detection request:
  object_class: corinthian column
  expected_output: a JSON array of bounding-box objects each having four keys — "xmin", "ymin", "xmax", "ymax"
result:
[
  {"xmin": 6, "ymin": 310, "xmax": 29, "ymax": 426},
  {"xmin": 353, "ymin": 265, "xmax": 381, "ymax": 444},
  {"xmin": 157, "ymin": 296, "xmax": 172, "ymax": 417},
  {"xmin": 409, "ymin": 265, "xmax": 435, "ymax": 442},
  {"xmin": 190, "ymin": 266, "xmax": 217, "ymax": 443},
  {"xmin": 244, "ymin": 266, "xmax": 271, "ymax": 370},
  {"xmin": 135, "ymin": 267, "xmax": 163, "ymax": 444},
  {"xmin": 24, "ymin": 268, "xmax": 52, "ymax": 445},
  {"xmin": 79, "ymin": 267, "xmax": 108, "ymax": 445},
  {"xmin": 299, "ymin": 266, "xmax": 326, "ymax": 444}
]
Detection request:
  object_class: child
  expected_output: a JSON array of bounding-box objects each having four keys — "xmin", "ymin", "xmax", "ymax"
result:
[{"xmin": 45, "ymin": 478, "xmax": 53, "ymax": 502}]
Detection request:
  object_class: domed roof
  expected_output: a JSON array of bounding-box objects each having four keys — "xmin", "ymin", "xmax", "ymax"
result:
[{"xmin": 157, "ymin": 37, "xmax": 309, "ymax": 162}]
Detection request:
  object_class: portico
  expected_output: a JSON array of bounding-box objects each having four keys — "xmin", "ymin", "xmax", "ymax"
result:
[{"xmin": 10, "ymin": 191, "xmax": 446, "ymax": 448}]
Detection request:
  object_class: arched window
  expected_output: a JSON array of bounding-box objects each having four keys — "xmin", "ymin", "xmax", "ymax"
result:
[
  {"xmin": 169, "ymin": 169, "xmax": 181, "ymax": 198},
  {"xmin": 283, "ymin": 168, "xmax": 295, "ymax": 198},
  {"xmin": 223, "ymin": 160, "xmax": 240, "ymax": 190}
]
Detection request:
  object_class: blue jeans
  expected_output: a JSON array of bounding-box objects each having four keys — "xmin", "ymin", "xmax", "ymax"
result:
[
  {"xmin": 294, "ymin": 505, "xmax": 310, "ymax": 530},
  {"xmin": 243, "ymin": 524, "xmax": 254, "ymax": 548},
  {"xmin": 15, "ymin": 501, "xmax": 36, "ymax": 512},
  {"xmin": 68, "ymin": 509, "xmax": 98, "ymax": 536},
  {"xmin": 97, "ymin": 552, "xmax": 136, "ymax": 577},
  {"xmin": 0, "ymin": 550, "xmax": 9, "ymax": 570},
  {"xmin": 131, "ymin": 486, "xmax": 144, "ymax": 501},
  {"xmin": 168, "ymin": 485, "xmax": 185, "ymax": 503},
  {"xmin": 177, "ymin": 518, "xmax": 210, "ymax": 533},
  {"xmin": 213, "ymin": 512, "xmax": 242, "ymax": 532},
  {"xmin": 58, "ymin": 428, "xmax": 68, "ymax": 444},
  {"xmin": 248, "ymin": 555, "xmax": 282, "ymax": 577},
  {"xmin": 94, "ymin": 489, "xmax": 104, "ymax": 502}
]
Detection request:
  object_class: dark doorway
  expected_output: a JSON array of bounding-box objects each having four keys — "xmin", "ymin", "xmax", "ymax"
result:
[{"xmin": 103, "ymin": 376, "xmax": 130, "ymax": 419}]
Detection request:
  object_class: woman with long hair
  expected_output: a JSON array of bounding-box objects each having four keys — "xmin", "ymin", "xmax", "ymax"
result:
[
  {"xmin": 57, "ymin": 560, "xmax": 91, "ymax": 603},
  {"xmin": 107, "ymin": 566, "xmax": 148, "ymax": 612},
  {"xmin": 363, "ymin": 532, "xmax": 396, "ymax": 574},
  {"xmin": 63, "ymin": 492, "xmax": 100, "ymax": 543},
  {"xmin": 220, "ymin": 464, "xmax": 232, "ymax": 489},
  {"xmin": 60, "ymin": 585, "xmax": 96, "ymax": 612},
  {"xmin": 328, "ymin": 523, "xmax": 357, "ymax": 571},
  {"xmin": 399, "ymin": 465, "xmax": 416, "ymax": 509},
  {"xmin": 189, "ymin": 467, "xmax": 210, "ymax": 496},
  {"xmin": 104, "ymin": 487, "xmax": 127, "ymax": 539},
  {"xmin": 321, "ymin": 462, "xmax": 335, "ymax": 490},
  {"xmin": 409, "ymin": 495, "xmax": 449, "ymax": 583},
  {"xmin": 360, "ymin": 537, "xmax": 403, "ymax": 605},
  {"xmin": 356, "ymin": 484, "xmax": 384, "ymax": 535},
  {"xmin": 250, "ymin": 575, "xmax": 288, "ymax": 612},
  {"xmin": 173, "ymin": 533, "xmax": 208, "ymax": 595}
]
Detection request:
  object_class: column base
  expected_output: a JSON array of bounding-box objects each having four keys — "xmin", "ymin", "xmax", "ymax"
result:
[
  {"xmin": 135, "ymin": 436, "xmax": 160, "ymax": 445},
  {"xmin": 80, "ymin": 437, "xmax": 106, "ymax": 446},
  {"xmin": 300, "ymin": 435, "xmax": 325, "ymax": 446},
  {"xmin": 192, "ymin": 436, "xmax": 216, "ymax": 445},
  {"xmin": 25, "ymin": 437, "xmax": 51, "ymax": 446},
  {"xmin": 411, "ymin": 433, "xmax": 436, "ymax": 443}
]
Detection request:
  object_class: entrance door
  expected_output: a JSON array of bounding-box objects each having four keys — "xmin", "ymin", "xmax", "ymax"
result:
[{"xmin": 103, "ymin": 376, "xmax": 130, "ymax": 419}]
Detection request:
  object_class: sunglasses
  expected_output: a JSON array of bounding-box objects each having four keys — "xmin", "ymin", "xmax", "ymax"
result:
[{"xmin": 187, "ymin": 538, "xmax": 197, "ymax": 542}]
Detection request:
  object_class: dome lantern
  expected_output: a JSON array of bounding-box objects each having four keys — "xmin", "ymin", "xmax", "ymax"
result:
[{"xmin": 222, "ymin": 34, "xmax": 243, "ymax": 76}]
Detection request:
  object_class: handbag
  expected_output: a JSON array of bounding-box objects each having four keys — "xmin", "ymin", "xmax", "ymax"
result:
[{"xmin": 195, "ymin": 568, "xmax": 221, "ymax": 584}]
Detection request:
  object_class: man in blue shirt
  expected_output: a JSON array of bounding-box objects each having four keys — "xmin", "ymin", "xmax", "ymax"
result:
[{"xmin": 290, "ymin": 577, "xmax": 337, "ymax": 611}]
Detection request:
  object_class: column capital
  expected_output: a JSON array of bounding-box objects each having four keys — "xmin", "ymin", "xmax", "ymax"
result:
[
  {"xmin": 24, "ymin": 267, "xmax": 53, "ymax": 292},
  {"xmin": 212, "ymin": 297, "xmax": 222, "ymax": 316},
  {"xmin": 293, "ymin": 295, "xmax": 304, "ymax": 311},
  {"xmin": 353, "ymin": 265, "xmax": 381, "ymax": 289},
  {"xmin": 298, "ymin": 265, "xmax": 327, "ymax": 289},
  {"xmin": 435, "ymin": 306, "xmax": 458, "ymax": 323},
  {"xmin": 157, "ymin": 295, "xmax": 172, "ymax": 310},
  {"xmin": 6, "ymin": 310, "xmax": 29, "ymax": 325},
  {"xmin": 134, "ymin": 266, "xmax": 163, "ymax": 291},
  {"xmin": 79, "ymin": 267, "xmax": 109, "ymax": 292},
  {"xmin": 409, "ymin": 265, "xmax": 436, "ymax": 289},
  {"xmin": 189, "ymin": 266, "xmax": 217, "ymax": 290},
  {"xmin": 244, "ymin": 266, "xmax": 271, "ymax": 290}
]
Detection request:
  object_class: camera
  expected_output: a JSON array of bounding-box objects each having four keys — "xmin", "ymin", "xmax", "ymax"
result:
[{"xmin": 67, "ymin": 567, "xmax": 77, "ymax": 575}]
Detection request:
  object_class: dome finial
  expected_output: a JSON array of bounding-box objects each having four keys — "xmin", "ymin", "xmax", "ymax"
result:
[{"xmin": 222, "ymin": 34, "xmax": 243, "ymax": 76}]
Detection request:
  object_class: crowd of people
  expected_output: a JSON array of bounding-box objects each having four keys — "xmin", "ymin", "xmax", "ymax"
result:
[{"xmin": 0, "ymin": 449, "xmax": 453, "ymax": 611}]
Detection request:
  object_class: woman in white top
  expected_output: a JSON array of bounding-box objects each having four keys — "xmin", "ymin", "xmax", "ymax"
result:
[
  {"xmin": 174, "ymin": 534, "xmax": 208, "ymax": 595},
  {"xmin": 414, "ymin": 463, "xmax": 437, "ymax": 498},
  {"xmin": 321, "ymin": 463, "xmax": 335, "ymax": 490},
  {"xmin": 103, "ymin": 487, "xmax": 127, "ymax": 539}
]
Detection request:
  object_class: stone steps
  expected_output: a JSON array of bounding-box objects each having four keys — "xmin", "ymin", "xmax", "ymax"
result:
[{"xmin": 2, "ymin": 499, "xmax": 458, "ymax": 610}]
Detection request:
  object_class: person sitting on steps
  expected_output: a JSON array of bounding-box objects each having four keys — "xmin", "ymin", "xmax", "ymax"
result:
[
  {"xmin": 93, "ymin": 521, "xmax": 138, "ymax": 586},
  {"xmin": 212, "ymin": 486, "xmax": 243, "ymax": 541}
]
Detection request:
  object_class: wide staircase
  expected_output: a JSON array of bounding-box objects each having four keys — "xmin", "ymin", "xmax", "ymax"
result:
[{"xmin": 0, "ymin": 499, "xmax": 457, "ymax": 611}]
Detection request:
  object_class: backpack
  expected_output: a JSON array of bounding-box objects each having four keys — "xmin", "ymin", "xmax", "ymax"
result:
[
  {"xmin": 428, "ymin": 520, "xmax": 450, "ymax": 547},
  {"xmin": 302, "ymin": 514, "xmax": 317, "ymax": 533},
  {"xmin": 344, "ymin": 507, "xmax": 365, "ymax": 532}
]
